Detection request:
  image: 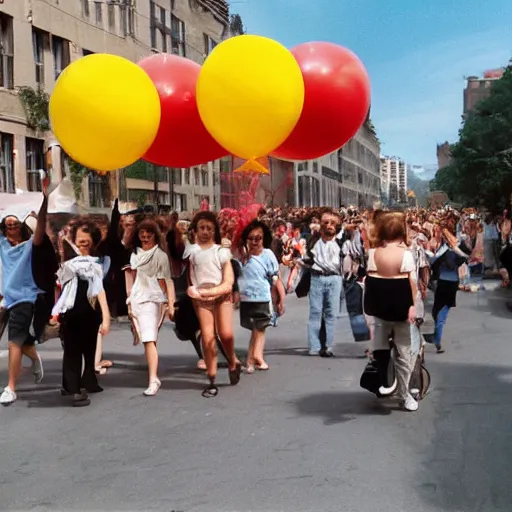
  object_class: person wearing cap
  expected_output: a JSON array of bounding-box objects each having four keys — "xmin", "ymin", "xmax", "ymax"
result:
[{"xmin": 0, "ymin": 178, "xmax": 50, "ymax": 405}]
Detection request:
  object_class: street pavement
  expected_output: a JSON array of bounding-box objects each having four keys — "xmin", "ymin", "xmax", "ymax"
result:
[{"xmin": 1, "ymin": 287, "xmax": 512, "ymax": 512}]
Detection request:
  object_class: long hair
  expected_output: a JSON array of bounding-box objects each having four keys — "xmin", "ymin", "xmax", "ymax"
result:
[
  {"xmin": 126, "ymin": 218, "xmax": 165, "ymax": 253},
  {"xmin": 241, "ymin": 220, "xmax": 273, "ymax": 249},
  {"xmin": 190, "ymin": 211, "xmax": 221, "ymax": 244}
]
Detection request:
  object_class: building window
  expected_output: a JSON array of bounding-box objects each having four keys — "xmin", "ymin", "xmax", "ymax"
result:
[
  {"xmin": 107, "ymin": 0, "xmax": 116, "ymax": 31},
  {"xmin": 119, "ymin": 0, "xmax": 134, "ymax": 36},
  {"xmin": 0, "ymin": 133, "xmax": 15, "ymax": 193},
  {"xmin": 0, "ymin": 13, "xmax": 14, "ymax": 90},
  {"xmin": 26, "ymin": 138, "xmax": 45, "ymax": 192},
  {"xmin": 88, "ymin": 172, "xmax": 109, "ymax": 208},
  {"xmin": 95, "ymin": 2, "xmax": 103, "ymax": 26},
  {"xmin": 194, "ymin": 168, "xmax": 199, "ymax": 186},
  {"xmin": 201, "ymin": 170, "xmax": 208, "ymax": 187},
  {"xmin": 171, "ymin": 168, "xmax": 182, "ymax": 186},
  {"xmin": 171, "ymin": 15, "xmax": 186, "ymax": 56},
  {"xmin": 52, "ymin": 35, "xmax": 70, "ymax": 81},
  {"xmin": 172, "ymin": 192, "xmax": 187, "ymax": 212},
  {"xmin": 312, "ymin": 161, "xmax": 319, "ymax": 173},
  {"xmin": 203, "ymin": 34, "xmax": 217, "ymax": 56},
  {"xmin": 184, "ymin": 168, "xmax": 190, "ymax": 185},
  {"xmin": 81, "ymin": 0, "xmax": 90, "ymax": 18},
  {"xmin": 150, "ymin": 1, "xmax": 167, "ymax": 51},
  {"xmin": 32, "ymin": 28, "xmax": 46, "ymax": 86}
]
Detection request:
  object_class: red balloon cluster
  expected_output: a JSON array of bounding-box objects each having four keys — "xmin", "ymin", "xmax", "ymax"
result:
[
  {"xmin": 138, "ymin": 54, "xmax": 227, "ymax": 168},
  {"xmin": 272, "ymin": 42, "xmax": 371, "ymax": 161},
  {"xmin": 138, "ymin": 42, "xmax": 370, "ymax": 168}
]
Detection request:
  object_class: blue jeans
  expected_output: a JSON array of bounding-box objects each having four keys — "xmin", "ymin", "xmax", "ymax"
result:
[
  {"xmin": 308, "ymin": 275, "xmax": 342, "ymax": 352},
  {"xmin": 434, "ymin": 305, "xmax": 450, "ymax": 347}
]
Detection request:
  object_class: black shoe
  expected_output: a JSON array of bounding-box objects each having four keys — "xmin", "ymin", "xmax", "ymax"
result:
[
  {"xmin": 320, "ymin": 348, "xmax": 335, "ymax": 358},
  {"xmin": 72, "ymin": 392, "xmax": 90, "ymax": 407}
]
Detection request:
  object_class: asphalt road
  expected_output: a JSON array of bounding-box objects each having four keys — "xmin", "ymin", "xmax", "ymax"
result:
[{"xmin": 1, "ymin": 288, "xmax": 512, "ymax": 512}]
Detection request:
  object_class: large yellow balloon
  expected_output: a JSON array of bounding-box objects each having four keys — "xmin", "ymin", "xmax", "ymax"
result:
[
  {"xmin": 49, "ymin": 54, "xmax": 161, "ymax": 171},
  {"xmin": 196, "ymin": 35, "xmax": 305, "ymax": 160}
]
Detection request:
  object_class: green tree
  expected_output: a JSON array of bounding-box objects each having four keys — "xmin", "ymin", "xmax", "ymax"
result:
[
  {"xmin": 432, "ymin": 60, "xmax": 512, "ymax": 210},
  {"xmin": 229, "ymin": 13, "xmax": 245, "ymax": 35}
]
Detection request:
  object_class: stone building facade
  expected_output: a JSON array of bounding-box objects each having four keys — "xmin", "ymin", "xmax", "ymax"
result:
[
  {"xmin": 0, "ymin": 0, "xmax": 228, "ymax": 211},
  {"xmin": 294, "ymin": 123, "xmax": 381, "ymax": 208}
]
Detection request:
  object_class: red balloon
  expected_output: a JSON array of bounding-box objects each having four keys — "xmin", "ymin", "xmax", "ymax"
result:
[
  {"xmin": 271, "ymin": 42, "xmax": 370, "ymax": 161},
  {"xmin": 138, "ymin": 54, "xmax": 228, "ymax": 168}
]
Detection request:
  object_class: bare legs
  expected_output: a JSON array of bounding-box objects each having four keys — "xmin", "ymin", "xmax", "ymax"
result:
[
  {"xmin": 246, "ymin": 329, "xmax": 268, "ymax": 373},
  {"xmin": 194, "ymin": 299, "xmax": 239, "ymax": 397},
  {"xmin": 7, "ymin": 343, "xmax": 39, "ymax": 391},
  {"xmin": 143, "ymin": 341, "xmax": 160, "ymax": 396}
]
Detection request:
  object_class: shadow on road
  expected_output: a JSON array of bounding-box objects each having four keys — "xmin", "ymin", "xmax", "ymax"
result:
[
  {"xmin": 265, "ymin": 344, "xmax": 367, "ymax": 359},
  {"xmin": 294, "ymin": 391, "xmax": 394, "ymax": 425},
  {"xmin": 415, "ymin": 359, "xmax": 512, "ymax": 511}
]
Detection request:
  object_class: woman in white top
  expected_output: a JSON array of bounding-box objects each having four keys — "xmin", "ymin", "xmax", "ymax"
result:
[
  {"xmin": 187, "ymin": 211, "xmax": 240, "ymax": 398},
  {"xmin": 125, "ymin": 219, "xmax": 175, "ymax": 397}
]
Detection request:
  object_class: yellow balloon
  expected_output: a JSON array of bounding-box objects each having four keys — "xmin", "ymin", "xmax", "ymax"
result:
[
  {"xmin": 49, "ymin": 54, "xmax": 161, "ymax": 171},
  {"xmin": 196, "ymin": 35, "xmax": 304, "ymax": 160}
]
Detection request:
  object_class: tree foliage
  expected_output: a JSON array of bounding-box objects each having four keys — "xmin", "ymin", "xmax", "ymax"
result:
[
  {"xmin": 229, "ymin": 13, "xmax": 245, "ymax": 35},
  {"xmin": 430, "ymin": 61, "xmax": 512, "ymax": 211}
]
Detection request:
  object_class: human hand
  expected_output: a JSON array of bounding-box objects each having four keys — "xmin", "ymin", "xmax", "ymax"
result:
[
  {"xmin": 187, "ymin": 286, "xmax": 201, "ymax": 299},
  {"xmin": 408, "ymin": 306, "xmax": 416, "ymax": 325},
  {"xmin": 277, "ymin": 303, "xmax": 285, "ymax": 317},
  {"xmin": 40, "ymin": 170, "xmax": 50, "ymax": 196},
  {"xmin": 100, "ymin": 320, "xmax": 110, "ymax": 336},
  {"xmin": 221, "ymin": 238, "xmax": 232, "ymax": 249}
]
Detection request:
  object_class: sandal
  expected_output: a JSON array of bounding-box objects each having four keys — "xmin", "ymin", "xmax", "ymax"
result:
[
  {"xmin": 229, "ymin": 363, "xmax": 242, "ymax": 386},
  {"xmin": 255, "ymin": 361, "xmax": 269, "ymax": 371},
  {"xmin": 202, "ymin": 378, "xmax": 219, "ymax": 398},
  {"xmin": 197, "ymin": 359, "xmax": 207, "ymax": 371},
  {"xmin": 99, "ymin": 360, "xmax": 113, "ymax": 368}
]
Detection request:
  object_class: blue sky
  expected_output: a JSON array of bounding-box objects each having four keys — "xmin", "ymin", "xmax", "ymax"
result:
[{"xmin": 230, "ymin": 0, "xmax": 512, "ymax": 168}]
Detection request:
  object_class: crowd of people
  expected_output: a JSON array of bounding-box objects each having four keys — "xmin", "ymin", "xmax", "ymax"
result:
[{"xmin": 1, "ymin": 184, "xmax": 509, "ymax": 412}]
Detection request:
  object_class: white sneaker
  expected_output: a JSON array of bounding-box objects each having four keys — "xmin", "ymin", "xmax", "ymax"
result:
[
  {"xmin": 404, "ymin": 395, "xmax": 419, "ymax": 412},
  {"xmin": 0, "ymin": 386, "xmax": 17, "ymax": 406},
  {"xmin": 32, "ymin": 353, "xmax": 44, "ymax": 384},
  {"xmin": 143, "ymin": 379, "xmax": 161, "ymax": 396}
]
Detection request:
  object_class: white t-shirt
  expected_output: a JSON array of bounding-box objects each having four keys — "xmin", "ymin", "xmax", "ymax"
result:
[
  {"xmin": 127, "ymin": 246, "xmax": 171, "ymax": 305},
  {"xmin": 189, "ymin": 244, "xmax": 232, "ymax": 288},
  {"xmin": 367, "ymin": 248, "xmax": 416, "ymax": 275}
]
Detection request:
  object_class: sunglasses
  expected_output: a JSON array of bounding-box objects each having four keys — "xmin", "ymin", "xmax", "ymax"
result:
[{"xmin": 247, "ymin": 235, "xmax": 262, "ymax": 242}]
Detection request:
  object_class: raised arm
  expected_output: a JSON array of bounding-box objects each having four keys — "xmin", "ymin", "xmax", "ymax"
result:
[{"xmin": 33, "ymin": 179, "xmax": 49, "ymax": 246}]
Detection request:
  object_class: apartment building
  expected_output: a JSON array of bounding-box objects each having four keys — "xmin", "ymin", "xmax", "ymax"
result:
[
  {"xmin": 463, "ymin": 68, "xmax": 504, "ymax": 117},
  {"xmin": 0, "ymin": 0, "xmax": 229, "ymax": 211},
  {"xmin": 294, "ymin": 122, "xmax": 381, "ymax": 208},
  {"xmin": 380, "ymin": 156, "xmax": 408, "ymax": 204}
]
